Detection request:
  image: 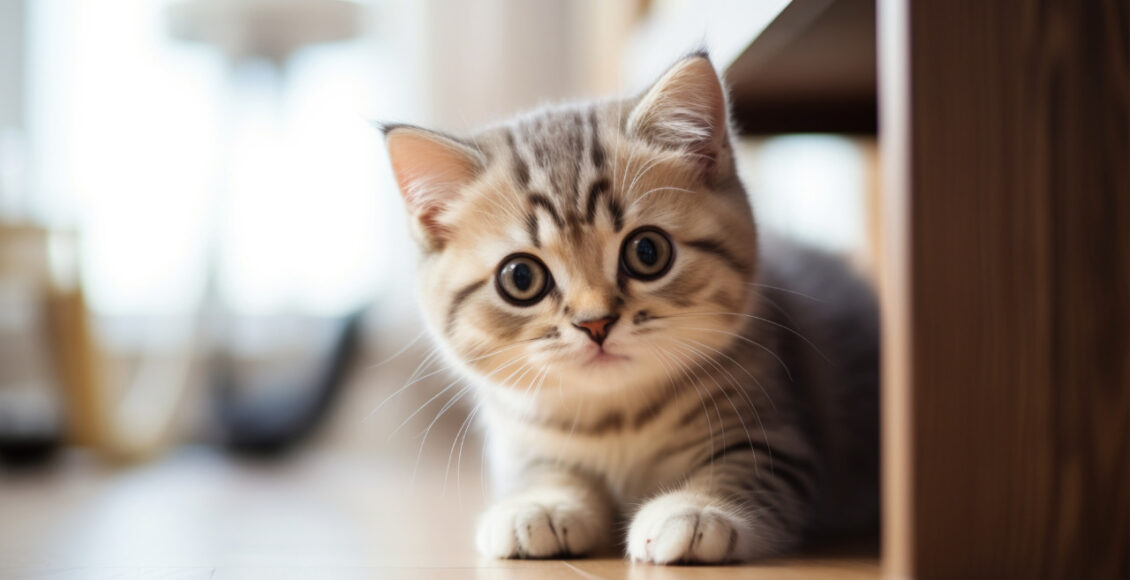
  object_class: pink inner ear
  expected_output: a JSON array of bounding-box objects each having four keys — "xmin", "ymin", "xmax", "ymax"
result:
[
  {"xmin": 386, "ymin": 128, "xmax": 481, "ymax": 244},
  {"xmin": 415, "ymin": 204, "xmax": 451, "ymax": 241},
  {"xmin": 629, "ymin": 56, "xmax": 729, "ymax": 176}
]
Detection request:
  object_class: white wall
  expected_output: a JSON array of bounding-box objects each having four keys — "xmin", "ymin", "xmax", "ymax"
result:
[
  {"xmin": 0, "ymin": 0, "xmax": 27, "ymax": 216},
  {"xmin": 419, "ymin": 0, "xmax": 580, "ymax": 133},
  {"xmin": 0, "ymin": 0, "xmax": 24, "ymax": 131}
]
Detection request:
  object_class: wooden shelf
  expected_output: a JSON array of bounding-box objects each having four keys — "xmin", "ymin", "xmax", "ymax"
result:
[{"xmin": 725, "ymin": 0, "xmax": 876, "ymax": 135}]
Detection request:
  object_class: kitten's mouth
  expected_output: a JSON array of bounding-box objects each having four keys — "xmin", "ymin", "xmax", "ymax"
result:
[{"xmin": 583, "ymin": 346, "xmax": 629, "ymax": 366}]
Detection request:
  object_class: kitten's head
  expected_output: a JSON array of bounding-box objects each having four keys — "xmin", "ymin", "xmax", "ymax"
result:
[{"xmin": 384, "ymin": 53, "xmax": 757, "ymax": 401}]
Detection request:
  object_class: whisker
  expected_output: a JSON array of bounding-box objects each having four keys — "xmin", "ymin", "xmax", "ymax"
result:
[
  {"xmin": 665, "ymin": 336, "xmax": 773, "ymax": 478},
  {"xmin": 755, "ymin": 292, "xmax": 801, "ymax": 329},
  {"xmin": 674, "ymin": 324, "xmax": 795, "ymax": 381},
  {"xmin": 412, "ymin": 384, "xmax": 473, "ymax": 487},
  {"xmin": 364, "ymin": 339, "xmax": 533, "ymax": 422},
  {"xmin": 745, "ymin": 282, "xmax": 827, "ymax": 303},
  {"xmin": 666, "ymin": 340, "xmax": 733, "ymax": 457},
  {"xmin": 445, "ymin": 394, "xmax": 483, "ymax": 497},
  {"xmin": 480, "ymin": 416, "xmax": 491, "ymax": 503},
  {"xmin": 683, "ymin": 337, "xmax": 778, "ymax": 412},
  {"xmin": 389, "ymin": 353, "xmax": 526, "ymax": 437},
  {"xmin": 629, "ymin": 185, "xmax": 697, "ymax": 210},
  {"xmin": 455, "ymin": 400, "xmax": 484, "ymax": 506},
  {"xmin": 660, "ymin": 310, "xmax": 831, "ymax": 364},
  {"xmin": 501, "ymin": 361, "xmax": 536, "ymax": 390},
  {"xmin": 389, "ymin": 376, "xmax": 464, "ymax": 439},
  {"xmin": 649, "ymin": 343, "xmax": 717, "ymax": 476},
  {"xmin": 623, "ymin": 155, "xmax": 667, "ymax": 202},
  {"xmin": 402, "ymin": 346, "xmax": 442, "ymax": 385},
  {"xmin": 364, "ymin": 329, "xmax": 430, "ymax": 370}
]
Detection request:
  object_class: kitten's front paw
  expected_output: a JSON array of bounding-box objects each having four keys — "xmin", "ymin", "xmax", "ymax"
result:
[
  {"xmin": 476, "ymin": 500, "xmax": 603, "ymax": 559},
  {"xmin": 627, "ymin": 491, "xmax": 750, "ymax": 564}
]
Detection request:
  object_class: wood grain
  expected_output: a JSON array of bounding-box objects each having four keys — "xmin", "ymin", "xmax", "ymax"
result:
[{"xmin": 880, "ymin": 0, "xmax": 1130, "ymax": 578}]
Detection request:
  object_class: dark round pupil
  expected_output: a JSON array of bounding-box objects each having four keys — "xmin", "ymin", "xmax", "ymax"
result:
[
  {"xmin": 636, "ymin": 237, "xmax": 658, "ymax": 266},
  {"xmin": 512, "ymin": 262, "xmax": 533, "ymax": 291}
]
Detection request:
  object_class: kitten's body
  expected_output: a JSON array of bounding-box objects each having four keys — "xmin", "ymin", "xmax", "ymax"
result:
[{"xmin": 384, "ymin": 53, "xmax": 879, "ymax": 564}]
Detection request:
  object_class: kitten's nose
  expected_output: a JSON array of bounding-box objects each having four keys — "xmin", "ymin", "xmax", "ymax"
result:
[{"xmin": 572, "ymin": 315, "xmax": 619, "ymax": 346}]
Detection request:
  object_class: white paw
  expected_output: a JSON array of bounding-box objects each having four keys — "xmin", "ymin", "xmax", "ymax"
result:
[
  {"xmin": 476, "ymin": 500, "xmax": 603, "ymax": 559},
  {"xmin": 627, "ymin": 492, "xmax": 749, "ymax": 564}
]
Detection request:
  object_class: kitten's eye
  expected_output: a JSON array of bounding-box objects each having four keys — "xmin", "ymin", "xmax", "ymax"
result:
[
  {"xmin": 495, "ymin": 253, "xmax": 553, "ymax": 306},
  {"xmin": 620, "ymin": 227, "xmax": 674, "ymax": 280}
]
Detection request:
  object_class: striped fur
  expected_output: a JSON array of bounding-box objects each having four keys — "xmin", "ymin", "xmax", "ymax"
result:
[{"xmin": 384, "ymin": 53, "xmax": 879, "ymax": 564}]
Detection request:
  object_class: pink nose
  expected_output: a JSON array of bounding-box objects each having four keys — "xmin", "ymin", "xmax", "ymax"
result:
[{"xmin": 572, "ymin": 315, "xmax": 619, "ymax": 346}]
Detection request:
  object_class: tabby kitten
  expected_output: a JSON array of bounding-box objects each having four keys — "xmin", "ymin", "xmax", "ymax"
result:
[{"xmin": 382, "ymin": 52, "xmax": 879, "ymax": 564}]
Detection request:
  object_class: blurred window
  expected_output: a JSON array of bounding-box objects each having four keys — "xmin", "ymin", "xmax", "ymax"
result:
[
  {"xmin": 743, "ymin": 135, "xmax": 869, "ymax": 256},
  {"xmin": 26, "ymin": 0, "xmax": 387, "ymax": 321}
]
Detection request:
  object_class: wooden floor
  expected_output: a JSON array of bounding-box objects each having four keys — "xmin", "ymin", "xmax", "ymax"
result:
[
  {"xmin": 0, "ymin": 344, "xmax": 878, "ymax": 580},
  {"xmin": 0, "ymin": 445, "xmax": 877, "ymax": 579}
]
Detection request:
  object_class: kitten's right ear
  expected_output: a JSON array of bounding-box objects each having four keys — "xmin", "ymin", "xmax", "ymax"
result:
[
  {"xmin": 383, "ymin": 124, "xmax": 483, "ymax": 250},
  {"xmin": 627, "ymin": 53, "xmax": 731, "ymax": 180}
]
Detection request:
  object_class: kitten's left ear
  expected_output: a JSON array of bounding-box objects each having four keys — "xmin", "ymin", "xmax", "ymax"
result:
[
  {"xmin": 382, "ymin": 124, "xmax": 484, "ymax": 250},
  {"xmin": 628, "ymin": 53, "xmax": 731, "ymax": 178}
]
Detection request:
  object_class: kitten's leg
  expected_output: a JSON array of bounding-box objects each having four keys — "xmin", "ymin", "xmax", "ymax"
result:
[
  {"xmin": 627, "ymin": 445, "xmax": 812, "ymax": 564},
  {"xmin": 477, "ymin": 463, "xmax": 614, "ymax": 559}
]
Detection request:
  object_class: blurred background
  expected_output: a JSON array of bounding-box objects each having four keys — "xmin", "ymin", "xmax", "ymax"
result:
[{"xmin": 0, "ymin": 0, "xmax": 877, "ymax": 576}]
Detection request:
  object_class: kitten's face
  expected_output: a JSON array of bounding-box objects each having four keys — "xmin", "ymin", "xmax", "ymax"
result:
[{"xmin": 387, "ymin": 55, "xmax": 757, "ymax": 400}]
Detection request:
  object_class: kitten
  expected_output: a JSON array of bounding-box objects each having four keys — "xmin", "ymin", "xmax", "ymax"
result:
[{"xmin": 382, "ymin": 51, "xmax": 879, "ymax": 564}]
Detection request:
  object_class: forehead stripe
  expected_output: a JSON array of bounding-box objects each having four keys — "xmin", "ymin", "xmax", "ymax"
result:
[
  {"xmin": 571, "ymin": 110, "xmax": 586, "ymax": 192},
  {"xmin": 524, "ymin": 212, "xmax": 540, "ymax": 248},
  {"xmin": 584, "ymin": 178, "xmax": 610, "ymax": 225},
  {"xmin": 505, "ymin": 130, "xmax": 531, "ymax": 189},
  {"xmin": 528, "ymin": 193, "xmax": 564, "ymax": 229},
  {"xmin": 582, "ymin": 178, "xmax": 624, "ymax": 232},
  {"xmin": 609, "ymin": 197, "xmax": 625, "ymax": 232},
  {"xmin": 589, "ymin": 109, "xmax": 605, "ymax": 169}
]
